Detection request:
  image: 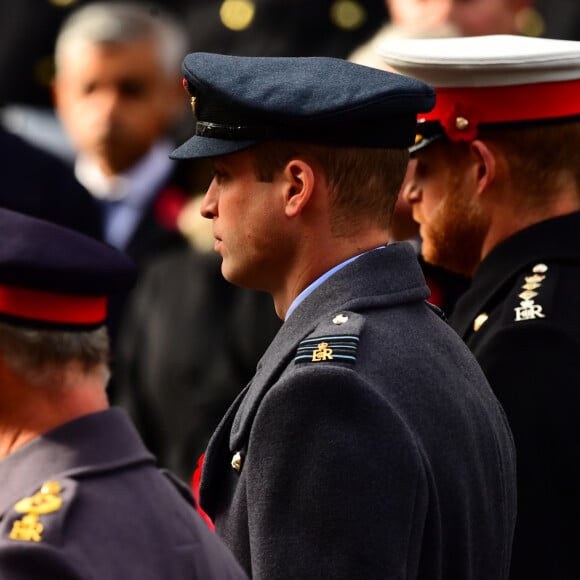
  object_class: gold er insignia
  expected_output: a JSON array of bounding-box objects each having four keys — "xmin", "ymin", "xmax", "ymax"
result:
[
  {"xmin": 473, "ymin": 313, "xmax": 489, "ymax": 332},
  {"xmin": 231, "ymin": 451, "xmax": 243, "ymax": 473},
  {"xmin": 455, "ymin": 116, "xmax": 469, "ymax": 130},
  {"xmin": 514, "ymin": 300, "xmax": 545, "ymax": 321},
  {"xmin": 10, "ymin": 481, "xmax": 63, "ymax": 542},
  {"xmin": 9, "ymin": 514, "xmax": 44, "ymax": 543},
  {"xmin": 312, "ymin": 342, "xmax": 334, "ymax": 362}
]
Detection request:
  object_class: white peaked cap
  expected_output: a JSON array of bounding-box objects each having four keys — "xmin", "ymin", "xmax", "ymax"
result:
[
  {"xmin": 377, "ymin": 35, "xmax": 580, "ymax": 148},
  {"xmin": 378, "ymin": 34, "xmax": 580, "ymax": 87}
]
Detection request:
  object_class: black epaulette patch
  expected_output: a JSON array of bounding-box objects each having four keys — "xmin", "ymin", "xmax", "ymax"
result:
[{"xmin": 295, "ymin": 334, "xmax": 360, "ymax": 365}]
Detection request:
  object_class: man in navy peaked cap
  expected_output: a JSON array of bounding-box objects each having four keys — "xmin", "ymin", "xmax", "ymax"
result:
[
  {"xmin": 173, "ymin": 54, "xmax": 517, "ymax": 579},
  {"xmin": 0, "ymin": 208, "xmax": 248, "ymax": 579}
]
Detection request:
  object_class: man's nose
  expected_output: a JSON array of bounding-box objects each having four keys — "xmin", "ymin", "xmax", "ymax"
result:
[{"xmin": 200, "ymin": 181, "xmax": 218, "ymax": 219}]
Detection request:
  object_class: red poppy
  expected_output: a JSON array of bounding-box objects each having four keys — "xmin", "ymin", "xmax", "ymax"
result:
[
  {"xmin": 439, "ymin": 102, "xmax": 481, "ymax": 143},
  {"xmin": 191, "ymin": 453, "xmax": 215, "ymax": 531},
  {"xmin": 154, "ymin": 185, "xmax": 189, "ymax": 231}
]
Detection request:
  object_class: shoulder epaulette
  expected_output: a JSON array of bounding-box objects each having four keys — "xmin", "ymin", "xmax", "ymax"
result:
[
  {"xmin": 294, "ymin": 311, "xmax": 365, "ymax": 366},
  {"xmin": 2, "ymin": 479, "xmax": 77, "ymax": 545}
]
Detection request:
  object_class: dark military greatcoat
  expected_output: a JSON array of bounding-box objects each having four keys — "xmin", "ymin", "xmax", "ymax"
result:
[
  {"xmin": 0, "ymin": 408, "xmax": 247, "ymax": 580},
  {"xmin": 199, "ymin": 242, "xmax": 517, "ymax": 580},
  {"xmin": 450, "ymin": 212, "xmax": 580, "ymax": 580}
]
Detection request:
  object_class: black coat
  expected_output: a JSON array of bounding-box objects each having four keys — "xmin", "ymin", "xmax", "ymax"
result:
[
  {"xmin": 450, "ymin": 212, "xmax": 580, "ymax": 580},
  {"xmin": 200, "ymin": 243, "xmax": 517, "ymax": 579}
]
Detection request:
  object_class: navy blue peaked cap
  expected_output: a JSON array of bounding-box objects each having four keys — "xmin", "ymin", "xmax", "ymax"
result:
[
  {"xmin": 170, "ymin": 53, "xmax": 435, "ymax": 159},
  {"xmin": 0, "ymin": 208, "xmax": 136, "ymax": 329}
]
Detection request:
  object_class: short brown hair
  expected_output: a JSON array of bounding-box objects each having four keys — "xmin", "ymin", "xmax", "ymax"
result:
[
  {"xmin": 251, "ymin": 141, "xmax": 409, "ymax": 235},
  {"xmin": 479, "ymin": 121, "xmax": 580, "ymax": 208}
]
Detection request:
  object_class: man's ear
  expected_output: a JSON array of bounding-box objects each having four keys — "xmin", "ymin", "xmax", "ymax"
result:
[
  {"xmin": 282, "ymin": 159, "xmax": 315, "ymax": 218},
  {"xmin": 469, "ymin": 139, "xmax": 497, "ymax": 197}
]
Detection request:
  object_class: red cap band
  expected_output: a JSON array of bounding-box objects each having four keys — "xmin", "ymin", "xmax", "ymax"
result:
[
  {"xmin": 0, "ymin": 285, "xmax": 107, "ymax": 325},
  {"xmin": 419, "ymin": 79, "xmax": 580, "ymax": 142}
]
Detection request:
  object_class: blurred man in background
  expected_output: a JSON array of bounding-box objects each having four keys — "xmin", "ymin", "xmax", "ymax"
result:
[
  {"xmin": 52, "ymin": 2, "xmax": 202, "ymax": 407},
  {"xmin": 53, "ymin": 2, "xmax": 194, "ymax": 263}
]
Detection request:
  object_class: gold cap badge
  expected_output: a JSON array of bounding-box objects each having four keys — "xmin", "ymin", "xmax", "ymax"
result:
[{"xmin": 455, "ymin": 116, "xmax": 470, "ymax": 130}]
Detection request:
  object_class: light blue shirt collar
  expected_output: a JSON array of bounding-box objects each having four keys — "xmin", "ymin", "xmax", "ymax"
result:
[{"xmin": 285, "ymin": 246, "xmax": 385, "ymax": 320}]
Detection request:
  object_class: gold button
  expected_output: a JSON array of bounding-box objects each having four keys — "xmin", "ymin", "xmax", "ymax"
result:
[
  {"xmin": 455, "ymin": 116, "xmax": 469, "ymax": 130},
  {"xmin": 473, "ymin": 313, "xmax": 489, "ymax": 332},
  {"xmin": 231, "ymin": 451, "xmax": 243, "ymax": 473}
]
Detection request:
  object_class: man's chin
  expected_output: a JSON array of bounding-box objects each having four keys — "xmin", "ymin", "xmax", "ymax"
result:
[
  {"xmin": 423, "ymin": 242, "xmax": 455, "ymax": 272},
  {"xmin": 419, "ymin": 239, "xmax": 440, "ymax": 267}
]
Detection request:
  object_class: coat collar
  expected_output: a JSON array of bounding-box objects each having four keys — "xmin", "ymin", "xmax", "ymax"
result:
[
  {"xmin": 229, "ymin": 242, "xmax": 429, "ymax": 448},
  {"xmin": 451, "ymin": 212, "xmax": 580, "ymax": 338},
  {"xmin": 0, "ymin": 408, "xmax": 154, "ymax": 515},
  {"xmin": 200, "ymin": 243, "xmax": 430, "ymax": 517}
]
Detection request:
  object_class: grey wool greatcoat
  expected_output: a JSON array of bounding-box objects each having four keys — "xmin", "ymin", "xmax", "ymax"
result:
[
  {"xmin": 0, "ymin": 408, "xmax": 248, "ymax": 580},
  {"xmin": 199, "ymin": 242, "xmax": 517, "ymax": 580}
]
